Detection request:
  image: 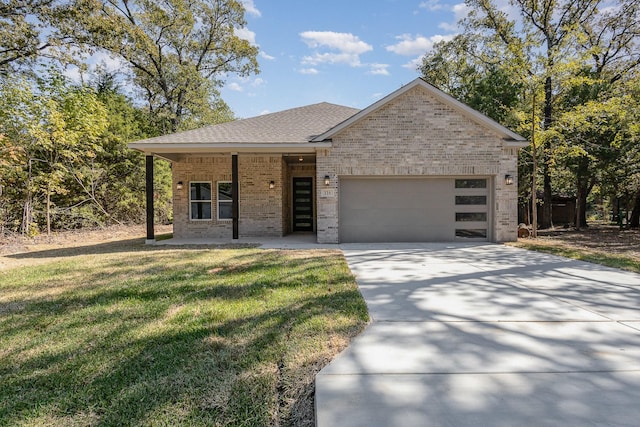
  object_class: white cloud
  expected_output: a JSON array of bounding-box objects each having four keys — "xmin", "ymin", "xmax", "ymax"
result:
[
  {"xmin": 252, "ymin": 77, "xmax": 265, "ymax": 86},
  {"xmin": 452, "ymin": 2, "xmax": 471, "ymax": 22},
  {"xmin": 403, "ymin": 56, "xmax": 425, "ymax": 71},
  {"xmin": 300, "ymin": 31, "xmax": 372, "ymax": 67},
  {"xmin": 241, "ymin": 0, "xmax": 261, "ymax": 17},
  {"xmin": 368, "ymin": 63, "xmax": 390, "ymax": 76},
  {"xmin": 386, "ymin": 33, "xmax": 453, "ymax": 56},
  {"xmin": 234, "ymin": 27, "xmax": 256, "ymax": 44},
  {"xmin": 259, "ymin": 109, "xmax": 271, "ymax": 115},
  {"xmin": 228, "ymin": 82, "xmax": 243, "ymax": 91},
  {"xmin": 438, "ymin": 22, "xmax": 458, "ymax": 32},
  {"xmin": 419, "ymin": 0, "xmax": 444, "ymax": 11},
  {"xmin": 259, "ymin": 51, "xmax": 275, "ymax": 60},
  {"xmin": 299, "ymin": 67, "xmax": 319, "ymax": 75}
]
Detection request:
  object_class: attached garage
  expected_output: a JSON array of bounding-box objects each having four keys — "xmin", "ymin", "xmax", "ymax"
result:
[{"xmin": 339, "ymin": 177, "xmax": 491, "ymax": 243}]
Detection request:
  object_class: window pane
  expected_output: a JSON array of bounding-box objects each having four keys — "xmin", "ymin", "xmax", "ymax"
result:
[
  {"xmin": 218, "ymin": 201, "xmax": 233, "ymax": 219},
  {"xmin": 455, "ymin": 195, "xmax": 487, "ymax": 205},
  {"xmin": 191, "ymin": 202, "xmax": 212, "ymax": 220},
  {"xmin": 190, "ymin": 183, "xmax": 211, "ymax": 201},
  {"xmin": 218, "ymin": 182, "xmax": 232, "ymax": 202},
  {"xmin": 455, "ymin": 179, "xmax": 487, "ymax": 189},
  {"xmin": 456, "ymin": 212, "xmax": 487, "ymax": 222},
  {"xmin": 456, "ymin": 229, "xmax": 487, "ymax": 238}
]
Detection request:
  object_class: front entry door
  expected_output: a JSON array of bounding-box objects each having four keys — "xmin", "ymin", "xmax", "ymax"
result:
[{"xmin": 292, "ymin": 177, "xmax": 313, "ymax": 232}]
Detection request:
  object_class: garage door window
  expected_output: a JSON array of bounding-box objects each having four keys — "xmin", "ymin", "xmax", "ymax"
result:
[
  {"xmin": 455, "ymin": 179, "xmax": 486, "ymax": 189},
  {"xmin": 454, "ymin": 178, "xmax": 488, "ymax": 240},
  {"xmin": 455, "ymin": 195, "xmax": 487, "ymax": 205},
  {"xmin": 456, "ymin": 212, "xmax": 487, "ymax": 222}
]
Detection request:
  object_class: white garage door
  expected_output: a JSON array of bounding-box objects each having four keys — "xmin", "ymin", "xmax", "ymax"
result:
[{"xmin": 339, "ymin": 177, "xmax": 490, "ymax": 243}]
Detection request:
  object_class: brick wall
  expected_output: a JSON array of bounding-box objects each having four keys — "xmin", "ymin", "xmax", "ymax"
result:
[
  {"xmin": 172, "ymin": 154, "xmax": 284, "ymax": 239},
  {"xmin": 316, "ymin": 85, "xmax": 519, "ymax": 243}
]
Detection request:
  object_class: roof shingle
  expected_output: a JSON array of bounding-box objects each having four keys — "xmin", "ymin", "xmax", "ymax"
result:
[{"xmin": 133, "ymin": 102, "xmax": 360, "ymax": 145}]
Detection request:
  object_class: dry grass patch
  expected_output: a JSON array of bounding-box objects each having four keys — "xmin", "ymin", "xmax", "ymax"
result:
[
  {"xmin": 509, "ymin": 225, "xmax": 640, "ymax": 273},
  {"xmin": 0, "ymin": 237, "xmax": 368, "ymax": 426}
]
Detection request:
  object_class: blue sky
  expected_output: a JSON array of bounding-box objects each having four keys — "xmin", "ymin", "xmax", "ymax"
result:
[{"xmin": 223, "ymin": 0, "xmax": 468, "ymax": 118}]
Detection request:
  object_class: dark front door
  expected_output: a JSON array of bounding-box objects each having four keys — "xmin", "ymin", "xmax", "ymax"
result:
[{"xmin": 293, "ymin": 177, "xmax": 313, "ymax": 232}]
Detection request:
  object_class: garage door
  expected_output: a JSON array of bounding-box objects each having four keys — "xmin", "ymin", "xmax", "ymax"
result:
[{"xmin": 339, "ymin": 177, "xmax": 490, "ymax": 243}]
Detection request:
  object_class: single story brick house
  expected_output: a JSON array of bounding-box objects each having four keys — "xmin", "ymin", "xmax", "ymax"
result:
[{"xmin": 129, "ymin": 78, "xmax": 528, "ymax": 243}]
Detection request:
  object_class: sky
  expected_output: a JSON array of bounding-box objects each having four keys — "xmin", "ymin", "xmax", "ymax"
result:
[{"xmin": 222, "ymin": 0, "xmax": 469, "ymax": 118}]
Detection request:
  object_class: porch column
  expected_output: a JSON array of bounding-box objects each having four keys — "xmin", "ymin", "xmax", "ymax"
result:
[
  {"xmin": 232, "ymin": 153, "xmax": 239, "ymax": 239},
  {"xmin": 145, "ymin": 155, "xmax": 155, "ymax": 243}
]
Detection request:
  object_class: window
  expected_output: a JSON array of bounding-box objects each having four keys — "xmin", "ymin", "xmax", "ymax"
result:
[
  {"xmin": 456, "ymin": 212, "xmax": 487, "ymax": 222},
  {"xmin": 455, "ymin": 195, "xmax": 487, "ymax": 205},
  {"xmin": 190, "ymin": 182, "xmax": 212, "ymax": 220},
  {"xmin": 455, "ymin": 179, "xmax": 487, "ymax": 189},
  {"xmin": 217, "ymin": 181, "xmax": 233, "ymax": 220}
]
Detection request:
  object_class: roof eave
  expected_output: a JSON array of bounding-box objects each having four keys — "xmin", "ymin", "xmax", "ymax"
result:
[
  {"xmin": 504, "ymin": 139, "xmax": 529, "ymax": 148},
  {"xmin": 128, "ymin": 142, "xmax": 332, "ymax": 155}
]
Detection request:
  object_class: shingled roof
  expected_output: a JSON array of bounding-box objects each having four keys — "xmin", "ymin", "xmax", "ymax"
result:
[{"xmin": 131, "ymin": 102, "xmax": 360, "ymax": 146}]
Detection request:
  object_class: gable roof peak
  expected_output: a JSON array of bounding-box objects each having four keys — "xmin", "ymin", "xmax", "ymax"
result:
[{"xmin": 312, "ymin": 77, "xmax": 527, "ymax": 146}]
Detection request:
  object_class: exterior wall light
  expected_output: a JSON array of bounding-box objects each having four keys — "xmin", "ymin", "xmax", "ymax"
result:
[
  {"xmin": 176, "ymin": 181, "xmax": 184, "ymax": 190},
  {"xmin": 505, "ymin": 174, "xmax": 514, "ymax": 185},
  {"xmin": 324, "ymin": 175, "xmax": 331, "ymax": 186},
  {"xmin": 269, "ymin": 180, "xmax": 275, "ymax": 189}
]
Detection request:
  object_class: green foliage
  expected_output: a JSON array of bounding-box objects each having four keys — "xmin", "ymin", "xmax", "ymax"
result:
[
  {"xmin": 66, "ymin": 0, "xmax": 257, "ymax": 132},
  {"xmin": 421, "ymin": 0, "xmax": 640, "ymax": 228},
  {"xmin": 0, "ymin": 69, "xmax": 176, "ymax": 234}
]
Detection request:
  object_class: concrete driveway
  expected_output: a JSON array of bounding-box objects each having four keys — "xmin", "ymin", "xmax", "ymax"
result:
[{"xmin": 316, "ymin": 243, "xmax": 640, "ymax": 427}]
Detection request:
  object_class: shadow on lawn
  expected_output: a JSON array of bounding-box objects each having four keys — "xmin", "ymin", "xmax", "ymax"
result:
[
  {"xmin": 0, "ymin": 249, "xmax": 366, "ymax": 426},
  {"xmin": 4, "ymin": 235, "xmax": 261, "ymax": 261}
]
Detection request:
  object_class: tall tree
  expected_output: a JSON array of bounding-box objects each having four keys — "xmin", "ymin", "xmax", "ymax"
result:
[
  {"xmin": 423, "ymin": 0, "xmax": 640, "ymax": 229},
  {"xmin": 0, "ymin": 71, "xmax": 107, "ymax": 235},
  {"xmin": 66, "ymin": 0, "xmax": 257, "ymax": 132},
  {"xmin": 463, "ymin": 0, "xmax": 601, "ymax": 228},
  {"xmin": 0, "ymin": 0, "xmax": 78, "ymax": 74}
]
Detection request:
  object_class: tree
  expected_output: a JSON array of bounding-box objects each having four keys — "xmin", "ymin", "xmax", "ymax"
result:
[
  {"xmin": 65, "ymin": 0, "xmax": 257, "ymax": 132},
  {"xmin": 0, "ymin": 71, "xmax": 107, "ymax": 235},
  {"xmin": 91, "ymin": 72, "xmax": 173, "ymax": 225},
  {"xmin": 422, "ymin": 0, "xmax": 640, "ymax": 229},
  {"xmin": 0, "ymin": 0, "xmax": 78, "ymax": 74},
  {"xmin": 463, "ymin": 0, "xmax": 602, "ymax": 228}
]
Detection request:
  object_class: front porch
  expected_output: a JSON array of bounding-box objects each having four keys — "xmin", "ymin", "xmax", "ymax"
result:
[{"xmin": 145, "ymin": 152, "xmax": 319, "ymax": 242}]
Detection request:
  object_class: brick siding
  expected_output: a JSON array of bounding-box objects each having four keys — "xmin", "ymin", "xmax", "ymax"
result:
[
  {"xmin": 172, "ymin": 154, "xmax": 284, "ymax": 239},
  {"xmin": 316, "ymin": 85, "xmax": 519, "ymax": 243}
]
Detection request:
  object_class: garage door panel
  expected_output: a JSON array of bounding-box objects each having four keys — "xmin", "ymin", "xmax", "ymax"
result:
[{"xmin": 339, "ymin": 177, "xmax": 489, "ymax": 243}]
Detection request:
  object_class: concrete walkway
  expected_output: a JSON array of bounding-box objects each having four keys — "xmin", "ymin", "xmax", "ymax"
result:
[{"xmin": 316, "ymin": 243, "xmax": 640, "ymax": 427}]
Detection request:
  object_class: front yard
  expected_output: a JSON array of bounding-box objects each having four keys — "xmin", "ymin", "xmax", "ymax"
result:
[
  {"xmin": 509, "ymin": 225, "xmax": 640, "ymax": 273},
  {"xmin": 0, "ymin": 235, "xmax": 368, "ymax": 426}
]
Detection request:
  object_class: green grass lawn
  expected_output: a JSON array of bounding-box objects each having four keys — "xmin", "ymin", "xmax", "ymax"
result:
[
  {"xmin": 509, "ymin": 241, "xmax": 640, "ymax": 274},
  {"xmin": 0, "ymin": 242, "xmax": 368, "ymax": 426}
]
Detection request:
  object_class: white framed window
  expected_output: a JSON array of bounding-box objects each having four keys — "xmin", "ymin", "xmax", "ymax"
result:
[
  {"xmin": 217, "ymin": 181, "xmax": 233, "ymax": 220},
  {"xmin": 189, "ymin": 182, "xmax": 212, "ymax": 220}
]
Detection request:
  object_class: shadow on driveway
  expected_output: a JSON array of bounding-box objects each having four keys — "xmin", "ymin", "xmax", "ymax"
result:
[{"xmin": 316, "ymin": 243, "xmax": 640, "ymax": 427}]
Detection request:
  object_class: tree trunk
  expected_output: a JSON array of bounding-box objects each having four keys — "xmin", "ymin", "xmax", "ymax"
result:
[
  {"xmin": 630, "ymin": 189, "xmax": 640, "ymax": 228},
  {"xmin": 575, "ymin": 159, "xmax": 590, "ymax": 229},
  {"xmin": 46, "ymin": 190, "xmax": 51, "ymax": 236},
  {"xmin": 540, "ymin": 75, "xmax": 554, "ymax": 229}
]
